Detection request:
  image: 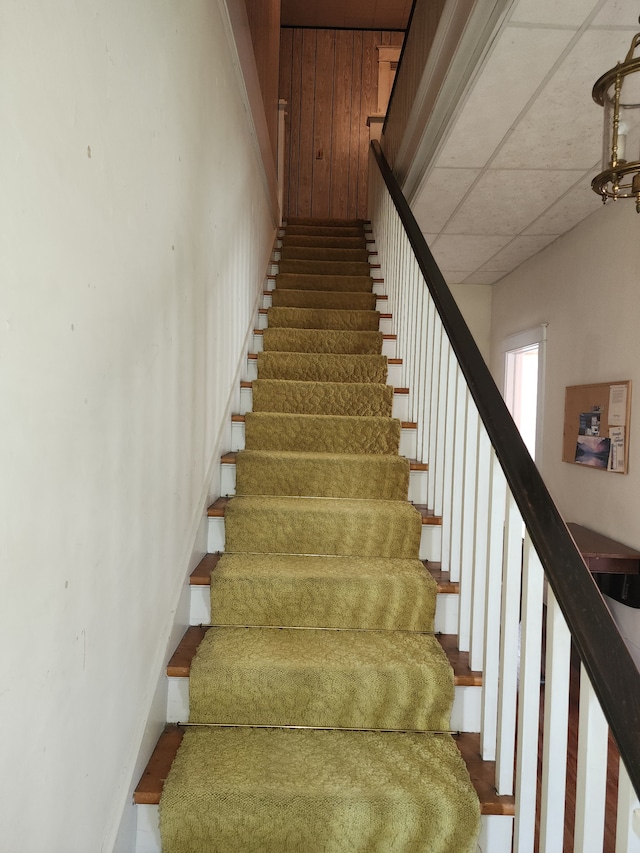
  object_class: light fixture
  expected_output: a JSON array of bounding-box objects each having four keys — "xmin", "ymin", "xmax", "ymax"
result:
[{"xmin": 592, "ymin": 19, "xmax": 640, "ymax": 212}]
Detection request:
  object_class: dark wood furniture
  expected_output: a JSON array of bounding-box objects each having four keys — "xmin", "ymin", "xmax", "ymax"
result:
[{"xmin": 568, "ymin": 522, "xmax": 640, "ymax": 575}]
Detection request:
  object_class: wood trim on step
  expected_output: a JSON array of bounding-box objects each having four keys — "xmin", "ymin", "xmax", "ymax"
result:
[{"xmin": 207, "ymin": 496, "xmax": 441, "ymax": 525}]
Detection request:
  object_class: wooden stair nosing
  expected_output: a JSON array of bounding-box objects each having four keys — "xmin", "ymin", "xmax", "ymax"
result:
[
  {"xmin": 167, "ymin": 626, "xmax": 481, "ymax": 687},
  {"xmin": 207, "ymin": 495, "xmax": 441, "ymax": 526},
  {"xmin": 239, "ymin": 380, "xmax": 410, "ymax": 395},
  {"xmin": 190, "ymin": 556, "xmax": 448, "ymax": 592},
  {"xmin": 257, "ymin": 308, "xmax": 392, "ymax": 319},
  {"xmin": 252, "ymin": 329, "xmax": 397, "ymax": 340},
  {"xmin": 247, "ymin": 354, "xmax": 402, "ymax": 365},
  {"xmin": 220, "ymin": 450, "xmax": 427, "ymax": 472},
  {"xmin": 230, "ymin": 414, "xmax": 414, "ymax": 428}
]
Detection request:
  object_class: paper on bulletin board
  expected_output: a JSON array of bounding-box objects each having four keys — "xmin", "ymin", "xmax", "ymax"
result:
[
  {"xmin": 609, "ymin": 384, "xmax": 628, "ymax": 425},
  {"xmin": 608, "ymin": 426, "xmax": 625, "ymax": 472}
]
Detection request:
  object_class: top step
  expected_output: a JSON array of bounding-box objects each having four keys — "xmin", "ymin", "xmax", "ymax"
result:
[
  {"xmin": 286, "ymin": 217, "xmax": 369, "ymax": 228},
  {"xmin": 284, "ymin": 225, "xmax": 366, "ymax": 238}
]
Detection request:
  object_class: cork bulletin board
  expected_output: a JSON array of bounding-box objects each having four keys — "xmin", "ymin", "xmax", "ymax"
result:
[{"xmin": 562, "ymin": 381, "xmax": 631, "ymax": 473}]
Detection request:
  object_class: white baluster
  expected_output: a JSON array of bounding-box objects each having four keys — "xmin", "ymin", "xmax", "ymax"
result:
[
  {"xmin": 433, "ymin": 338, "xmax": 450, "ymax": 517},
  {"xmin": 616, "ymin": 759, "xmax": 640, "ymax": 853},
  {"xmin": 496, "ymin": 491, "xmax": 523, "ymax": 795},
  {"xmin": 447, "ymin": 372, "xmax": 467, "ymax": 582},
  {"xmin": 539, "ymin": 589, "xmax": 571, "ymax": 852},
  {"xmin": 514, "ymin": 535, "xmax": 544, "ymax": 853},
  {"xmin": 440, "ymin": 354, "xmax": 459, "ymax": 573},
  {"xmin": 426, "ymin": 320, "xmax": 442, "ymax": 508},
  {"xmin": 458, "ymin": 398, "xmax": 479, "ymax": 653},
  {"xmin": 574, "ymin": 667, "xmax": 608, "ymax": 852},
  {"xmin": 469, "ymin": 423, "xmax": 491, "ymax": 673},
  {"xmin": 481, "ymin": 454, "xmax": 506, "ymax": 761}
]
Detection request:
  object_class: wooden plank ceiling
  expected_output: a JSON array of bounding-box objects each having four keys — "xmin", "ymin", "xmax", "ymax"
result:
[{"xmin": 280, "ymin": 0, "xmax": 412, "ymax": 31}]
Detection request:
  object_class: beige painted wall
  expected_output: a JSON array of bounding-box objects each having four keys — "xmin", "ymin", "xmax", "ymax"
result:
[
  {"xmin": 245, "ymin": 0, "xmax": 281, "ymax": 165},
  {"xmin": 451, "ymin": 283, "xmax": 492, "ymax": 361},
  {"xmin": 490, "ymin": 201, "xmax": 640, "ymax": 659},
  {"xmin": 0, "ymin": 2, "xmax": 276, "ymax": 850}
]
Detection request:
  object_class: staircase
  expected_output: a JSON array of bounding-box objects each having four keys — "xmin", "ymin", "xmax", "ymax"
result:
[{"xmin": 134, "ymin": 218, "xmax": 512, "ymax": 852}]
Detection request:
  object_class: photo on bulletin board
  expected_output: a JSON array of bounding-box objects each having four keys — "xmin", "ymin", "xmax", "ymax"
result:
[{"xmin": 563, "ymin": 381, "xmax": 631, "ymax": 474}]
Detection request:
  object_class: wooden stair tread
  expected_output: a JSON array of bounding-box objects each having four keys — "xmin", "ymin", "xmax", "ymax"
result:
[
  {"xmin": 231, "ymin": 413, "xmax": 414, "ymax": 428},
  {"xmin": 168, "ymin": 627, "xmax": 478, "ymax": 685},
  {"xmin": 424, "ymin": 561, "xmax": 459, "ymax": 594},
  {"xmin": 133, "ymin": 727, "xmax": 511, "ymax": 815},
  {"xmin": 191, "ymin": 555, "xmax": 451, "ymax": 594},
  {"xmin": 257, "ymin": 309, "xmax": 392, "ymax": 319},
  {"xmin": 192, "ymin": 559, "xmax": 451, "ymax": 595},
  {"xmin": 207, "ymin": 496, "xmax": 441, "ymax": 526},
  {"xmin": 220, "ymin": 450, "xmax": 427, "ymax": 471},
  {"xmin": 191, "ymin": 553, "xmax": 221, "ymax": 585},
  {"xmin": 253, "ymin": 329, "xmax": 397, "ymax": 340},
  {"xmin": 247, "ymin": 354, "xmax": 402, "ymax": 364},
  {"xmin": 263, "ymin": 290, "xmax": 387, "ymax": 297},
  {"xmin": 239, "ymin": 380, "xmax": 409, "ymax": 393}
]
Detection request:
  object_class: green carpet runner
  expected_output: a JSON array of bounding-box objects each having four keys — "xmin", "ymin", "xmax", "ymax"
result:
[{"xmin": 160, "ymin": 218, "xmax": 481, "ymax": 852}]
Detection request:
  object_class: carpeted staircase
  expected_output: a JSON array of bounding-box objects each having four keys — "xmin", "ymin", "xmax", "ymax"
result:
[{"xmin": 158, "ymin": 219, "xmax": 481, "ymax": 852}]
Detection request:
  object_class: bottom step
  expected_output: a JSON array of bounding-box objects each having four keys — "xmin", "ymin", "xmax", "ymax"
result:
[
  {"xmin": 136, "ymin": 726, "xmax": 486, "ymax": 853},
  {"xmin": 134, "ymin": 728, "xmax": 514, "ymax": 853}
]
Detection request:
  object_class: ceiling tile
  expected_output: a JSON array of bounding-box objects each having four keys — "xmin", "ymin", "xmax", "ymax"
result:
[
  {"xmin": 442, "ymin": 271, "xmax": 472, "ymax": 284},
  {"xmin": 442, "ymin": 169, "xmax": 587, "ymax": 235},
  {"xmin": 435, "ymin": 27, "xmax": 576, "ymax": 169},
  {"xmin": 411, "ymin": 168, "xmax": 481, "ymax": 232},
  {"xmin": 479, "ymin": 235, "xmax": 558, "ymax": 271},
  {"xmin": 523, "ymin": 176, "xmax": 601, "ymax": 234},
  {"xmin": 460, "ymin": 270, "xmax": 506, "ymax": 285},
  {"xmin": 429, "ymin": 234, "xmax": 512, "ymax": 270},
  {"xmin": 591, "ymin": 0, "xmax": 640, "ymax": 28},
  {"xmin": 492, "ymin": 29, "xmax": 635, "ymax": 170},
  {"xmin": 508, "ymin": 0, "xmax": 600, "ymax": 27}
]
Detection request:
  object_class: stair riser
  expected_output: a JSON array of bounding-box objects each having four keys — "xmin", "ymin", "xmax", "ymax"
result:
[
  {"xmin": 238, "ymin": 386, "xmax": 409, "ymax": 420},
  {"xmin": 257, "ymin": 311, "xmax": 393, "ymax": 335},
  {"xmin": 207, "ymin": 515, "xmax": 441, "ymax": 562},
  {"xmin": 220, "ymin": 460, "xmax": 426, "ymax": 502},
  {"xmin": 245, "ymin": 358, "xmax": 403, "ymax": 386},
  {"xmin": 135, "ymin": 809, "xmax": 511, "ymax": 853},
  {"xmin": 230, "ymin": 418, "xmax": 417, "ymax": 457},
  {"xmin": 166, "ymin": 677, "xmax": 480, "ymax": 732},
  {"xmin": 189, "ymin": 581, "xmax": 457, "ymax": 633},
  {"xmin": 252, "ymin": 332, "xmax": 397, "ymax": 358}
]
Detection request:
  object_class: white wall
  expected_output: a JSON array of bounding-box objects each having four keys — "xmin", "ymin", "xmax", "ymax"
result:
[
  {"xmin": 490, "ymin": 201, "xmax": 640, "ymax": 659},
  {"xmin": 451, "ymin": 283, "xmax": 492, "ymax": 361},
  {"xmin": 0, "ymin": 2, "xmax": 277, "ymax": 851}
]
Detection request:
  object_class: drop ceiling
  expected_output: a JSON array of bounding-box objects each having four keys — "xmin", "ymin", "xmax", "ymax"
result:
[
  {"xmin": 280, "ymin": 0, "xmax": 413, "ymax": 31},
  {"xmin": 411, "ymin": 0, "xmax": 640, "ymax": 286}
]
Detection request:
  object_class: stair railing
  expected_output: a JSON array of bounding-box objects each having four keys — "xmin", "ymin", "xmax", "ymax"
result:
[{"xmin": 369, "ymin": 139, "xmax": 640, "ymax": 851}]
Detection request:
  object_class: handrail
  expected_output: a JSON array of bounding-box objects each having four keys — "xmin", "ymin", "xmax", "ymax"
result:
[{"xmin": 370, "ymin": 138, "xmax": 640, "ymax": 796}]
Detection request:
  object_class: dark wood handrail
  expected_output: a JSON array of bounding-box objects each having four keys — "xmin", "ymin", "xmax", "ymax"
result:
[{"xmin": 371, "ymin": 138, "xmax": 640, "ymax": 796}]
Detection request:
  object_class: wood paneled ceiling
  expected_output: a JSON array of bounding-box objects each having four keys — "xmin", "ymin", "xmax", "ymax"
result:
[{"xmin": 280, "ymin": 0, "xmax": 412, "ymax": 31}]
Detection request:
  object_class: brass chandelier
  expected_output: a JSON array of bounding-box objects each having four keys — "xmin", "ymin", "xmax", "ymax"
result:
[{"xmin": 592, "ymin": 20, "xmax": 640, "ymax": 212}]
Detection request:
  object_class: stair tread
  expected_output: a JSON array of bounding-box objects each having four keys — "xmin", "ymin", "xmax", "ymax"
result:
[
  {"xmin": 207, "ymin": 495, "xmax": 441, "ymax": 525},
  {"xmin": 168, "ymin": 626, "xmax": 477, "ymax": 685},
  {"xmin": 240, "ymin": 379, "xmax": 408, "ymax": 393},
  {"xmin": 191, "ymin": 555, "xmax": 448, "ymax": 591},
  {"xmin": 220, "ymin": 449, "xmax": 427, "ymax": 470},
  {"xmin": 134, "ymin": 726, "xmax": 513, "ymax": 815},
  {"xmin": 253, "ymin": 329, "xmax": 397, "ymax": 340},
  {"xmin": 231, "ymin": 412, "xmax": 415, "ymax": 428},
  {"xmin": 258, "ymin": 307, "xmax": 392, "ymax": 319},
  {"xmin": 425, "ymin": 562, "xmax": 459, "ymax": 594}
]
